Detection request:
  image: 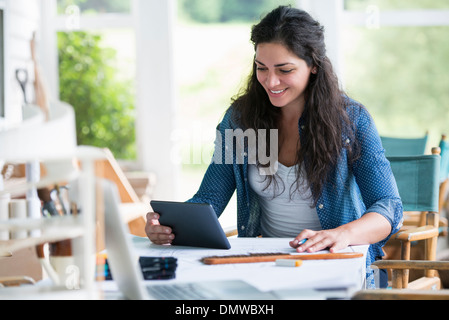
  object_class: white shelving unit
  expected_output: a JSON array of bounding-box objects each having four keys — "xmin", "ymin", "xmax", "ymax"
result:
[{"xmin": 0, "ymin": 102, "xmax": 106, "ymax": 299}]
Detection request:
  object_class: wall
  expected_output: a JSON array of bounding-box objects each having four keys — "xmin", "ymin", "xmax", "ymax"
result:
[{"xmin": 1, "ymin": 0, "xmax": 41, "ymax": 125}]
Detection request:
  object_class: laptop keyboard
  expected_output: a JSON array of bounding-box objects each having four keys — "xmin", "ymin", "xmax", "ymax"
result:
[{"xmin": 146, "ymin": 283, "xmax": 216, "ymax": 300}]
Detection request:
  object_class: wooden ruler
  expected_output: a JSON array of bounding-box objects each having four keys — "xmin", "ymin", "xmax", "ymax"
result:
[{"xmin": 201, "ymin": 252, "xmax": 364, "ymax": 265}]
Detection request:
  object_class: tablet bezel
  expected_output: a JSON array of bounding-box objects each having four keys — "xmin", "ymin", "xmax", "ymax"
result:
[{"xmin": 150, "ymin": 201, "xmax": 231, "ymax": 250}]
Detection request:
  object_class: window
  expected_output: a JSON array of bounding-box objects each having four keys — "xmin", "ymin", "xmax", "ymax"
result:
[
  {"xmin": 175, "ymin": 0, "xmax": 296, "ymax": 179},
  {"xmin": 342, "ymin": 0, "xmax": 449, "ymax": 149},
  {"xmin": 45, "ymin": 0, "xmax": 449, "ymax": 203},
  {"xmin": 43, "ymin": 0, "xmax": 179, "ymax": 200},
  {"xmin": 57, "ymin": 0, "xmax": 131, "ymax": 15},
  {"xmin": 175, "ymin": 0, "xmax": 295, "ymax": 226},
  {"xmin": 345, "ymin": 0, "xmax": 449, "ymax": 11},
  {"xmin": 55, "ymin": 0, "xmax": 136, "ymax": 160}
]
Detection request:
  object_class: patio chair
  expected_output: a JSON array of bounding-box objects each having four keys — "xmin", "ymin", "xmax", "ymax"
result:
[{"xmin": 353, "ymin": 154, "xmax": 449, "ymax": 299}]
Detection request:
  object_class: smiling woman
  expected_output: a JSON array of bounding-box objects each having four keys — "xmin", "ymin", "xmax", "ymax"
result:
[
  {"xmin": 233, "ymin": 7, "xmax": 353, "ymax": 199},
  {"xmin": 147, "ymin": 6, "xmax": 403, "ymax": 289},
  {"xmin": 255, "ymin": 42, "xmax": 313, "ymax": 110}
]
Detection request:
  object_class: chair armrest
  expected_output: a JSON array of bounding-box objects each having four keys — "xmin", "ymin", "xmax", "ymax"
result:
[
  {"xmin": 440, "ymin": 217, "xmax": 448, "ymax": 236},
  {"xmin": 353, "ymin": 289, "xmax": 449, "ymax": 300},
  {"xmin": 395, "ymin": 225, "xmax": 439, "ymax": 242},
  {"xmin": 373, "ymin": 260, "xmax": 449, "ymax": 270}
]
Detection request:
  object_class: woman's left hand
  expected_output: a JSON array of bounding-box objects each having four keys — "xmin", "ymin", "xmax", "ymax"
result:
[
  {"xmin": 289, "ymin": 227, "xmax": 351, "ymax": 253},
  {"xmin": 290, "ymin": 212, "xmax": 392, "ymax": 253}
]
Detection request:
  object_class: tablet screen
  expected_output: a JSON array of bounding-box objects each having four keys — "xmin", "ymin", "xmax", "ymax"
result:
[{"xmin": 150, "ymin": 201, "xmax": 231, "ymax": 250}]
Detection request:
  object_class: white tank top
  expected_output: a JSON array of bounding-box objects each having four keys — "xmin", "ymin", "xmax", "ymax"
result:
[{"xmin": 248, "ymin": 163, "xmax": 322, "ymax": 238}]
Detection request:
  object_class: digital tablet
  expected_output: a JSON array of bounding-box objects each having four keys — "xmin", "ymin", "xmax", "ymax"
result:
[{"xmin": 150, "ymin": 201, "xmax": 231, "ymax": 250}]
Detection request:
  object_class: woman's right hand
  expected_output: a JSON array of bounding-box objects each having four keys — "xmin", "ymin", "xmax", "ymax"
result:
[{"xmin": 145, "ymin": 212, "xmax": 175, "ymax": 245}]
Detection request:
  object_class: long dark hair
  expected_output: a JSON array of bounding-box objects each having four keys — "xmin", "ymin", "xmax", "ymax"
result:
[{"xmin": 232, "ymin": 6, "xmax": 356, "ymax": 201}]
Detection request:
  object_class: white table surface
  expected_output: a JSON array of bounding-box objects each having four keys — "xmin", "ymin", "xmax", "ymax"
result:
[{"xmin": 130, "ymin": 236, "xmax": 368, "ymax": 293}]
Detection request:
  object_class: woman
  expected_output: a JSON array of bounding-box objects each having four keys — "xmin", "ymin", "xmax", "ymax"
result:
[{"xmin": 145, "ymin": 6, "xmax": 403, "ymax": 288}]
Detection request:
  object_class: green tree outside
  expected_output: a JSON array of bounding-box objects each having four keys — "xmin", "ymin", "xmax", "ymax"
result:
[{"xmin": 58, "ymin": 31, "xmax": 136, "ymax": 160}]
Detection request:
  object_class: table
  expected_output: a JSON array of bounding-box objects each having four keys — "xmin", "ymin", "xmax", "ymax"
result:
[{"xmin": 130, "ymin": 236, "xmax": 368, "ymax": 298}]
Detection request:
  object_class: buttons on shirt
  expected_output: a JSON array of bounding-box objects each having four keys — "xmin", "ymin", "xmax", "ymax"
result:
[{"xmin": 318, "ymin": 204, "xmax": 324, "ymax": 210}]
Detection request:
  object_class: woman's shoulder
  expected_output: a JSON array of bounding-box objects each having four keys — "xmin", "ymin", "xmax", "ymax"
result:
[
  {"xmin": 343, "ymin": 95, "xmax": 373, "ymax": 123},
  {"xmin": 217, "ymin": 105, "xmax": 242, "ymax": 131}
]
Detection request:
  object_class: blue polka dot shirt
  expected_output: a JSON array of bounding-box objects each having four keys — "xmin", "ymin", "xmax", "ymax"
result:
[{"xmin": 188, "ymin": 97, "xmax": 404, "ymax": 288}]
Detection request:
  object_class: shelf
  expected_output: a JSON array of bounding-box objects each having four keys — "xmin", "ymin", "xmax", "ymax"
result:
[
  {"xmin": 0, "ymin": 101, "xmax": 107, "ymax": 297},
  {"xmin": 0, "ymin": 216, "xmax": 84, "ymax": 256},
  {"xmin": 0, "ymin": 145, "xmax": 108, "ymax": 197},
  {"xmin": 0, "ymin": 166, "xmax": 80, "ymax": 197}
]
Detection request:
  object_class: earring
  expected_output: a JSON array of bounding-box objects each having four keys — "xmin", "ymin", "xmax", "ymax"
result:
[{"xmin": 312, "ymin": 68, "xmax": 318, "ymax": 74}]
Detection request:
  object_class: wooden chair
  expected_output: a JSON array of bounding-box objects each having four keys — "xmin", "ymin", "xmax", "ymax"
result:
[
  {"xmin": 400, "ymin": 146, "xmax": 448, "ymax": 234},
  {"xmin": 94, "ymin": 148, "xmax": 151, "ymax": 238},
  {"xmin": 383, "ymin": 147, "xmax": 448, "ymax": 275},
  {"xmin": 380, "ymin": 133, "xmax": 435, "ymax": 232},
  {"xmin": 436, "ymin": 135, "xmax": 449, "ymax": 288},
  {"xmin": 354, "ymin": 154, "xmax": 449, "ymax": 299}
]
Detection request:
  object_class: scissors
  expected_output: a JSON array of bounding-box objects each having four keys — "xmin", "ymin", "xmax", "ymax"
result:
[{"xmin": 15, "ymin": 68, "xmax": 29, "ymax": 104}]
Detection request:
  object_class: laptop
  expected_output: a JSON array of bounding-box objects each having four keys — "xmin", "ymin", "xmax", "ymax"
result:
[{"xmin": 102, "ymin": 179, "xmax": 275, "ymax": 300}]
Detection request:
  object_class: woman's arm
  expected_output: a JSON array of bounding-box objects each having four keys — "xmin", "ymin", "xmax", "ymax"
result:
[
  {"xmin": 291, "ymin": 103, "xmax": 402, "ymax": 253},
  {"xmin": 290, "ymin": 212, "xmax": 392, "ymax": 253},
  {"xmin": 350, "ymin": 104, "xmax": 403, "ymax": 236}
]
